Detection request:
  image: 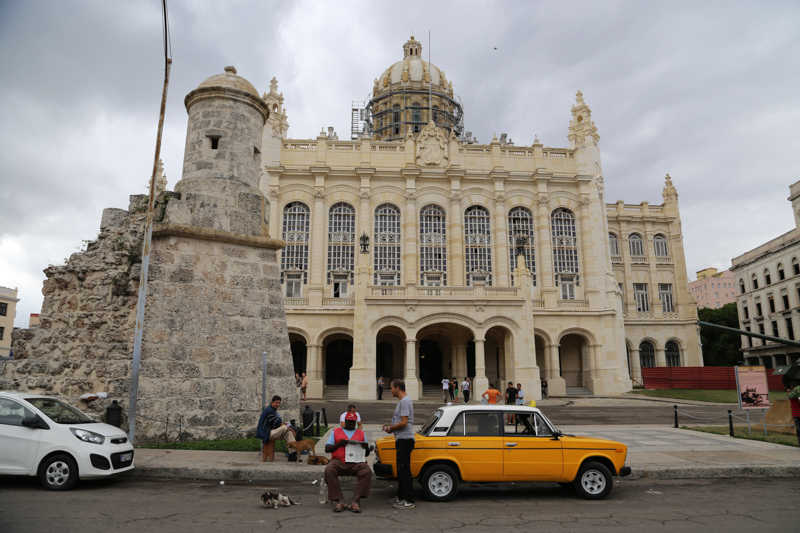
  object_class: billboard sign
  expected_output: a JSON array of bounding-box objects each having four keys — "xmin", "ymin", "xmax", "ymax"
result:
[{"xmin": 735, "ymin": 366, "xmax": 771, "ymax": 410}]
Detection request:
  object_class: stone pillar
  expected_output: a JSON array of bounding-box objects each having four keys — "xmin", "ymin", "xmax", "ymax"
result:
[
  {"xmin": 630, "ymin": 347, "xmax": 642, "ymax": 386},
  {"xmin": 493, "ymin": 195, "xmax": 509, "ymax": 286},
  {"xmin": 449, "ymin": 194, "xmax": 464, "ymax": 286},
  {"xmin": 535, "ymin": 193, "xmax": 556, "ymax": 305},
  {"xmin": 547, "ymin": 343, "xmax": 566, "ymax": 397},
  {"xmin": 473, "ymin": 338, "xmax": 488, "ymax": 393},
  {"xmin": 655, "ymin": 346, "xmax": 667, "ymax": 367},
  {"xmin": 309, "ymin": 187, "xmax": 326, "ymax": 306},
  {"xmin": 404, "ymin": 190, "xmax": 417, "ymax": 286},
  {"xmin": 404, "ymin": 339, "xmax": 420, "ymax": 400},
  {"xmin": 306, "ymin": 344, "xmax": 323, "ymax": 399}
]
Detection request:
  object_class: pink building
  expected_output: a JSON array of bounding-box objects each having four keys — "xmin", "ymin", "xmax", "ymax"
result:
[{"xmin": 689, "ymin": 268, "xmax": 736, "ymax": 309}]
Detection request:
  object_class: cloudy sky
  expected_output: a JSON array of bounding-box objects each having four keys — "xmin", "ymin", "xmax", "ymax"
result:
[{"xmin": 1, "ymin": 0, "xmax": 799, "ymax": 327}]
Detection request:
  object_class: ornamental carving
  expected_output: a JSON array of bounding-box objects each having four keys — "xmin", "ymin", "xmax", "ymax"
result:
[
  {"xmin": 493, "ymin": 192, "xmax": 506, "ymax": 203},
  {"xmin": 449, "ymin": 192, "xmax": 462, "ymax": 204},
  {"xmin": 405, "ymin": 191, "xmax": 417, "ymax": 202},
  {"xmin": 416, "ymin": 121, "xmax": 450, "ymax": 168},
  {"xmin": 359, "ymin": 190, "xmax": 371, "ymax": 201},
  {"xmin": 536, "ymin": 193, "xmax": 550, "ymax": 205},
  {"xmin": 268, "ymin": 188, "xmax": 280, "ymax": 199},
  {"xmin": 579, "ymin": 194, "xmax": 591, "ymax": 208},
  {"xmin": 314, "ymin": 189, "xmax": 325, "ymax": 200}
]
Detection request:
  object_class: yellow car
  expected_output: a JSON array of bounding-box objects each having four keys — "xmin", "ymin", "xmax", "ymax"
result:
[{"xmin": 373, "ymin": 404, "xmax": 631, "ymax": 501}]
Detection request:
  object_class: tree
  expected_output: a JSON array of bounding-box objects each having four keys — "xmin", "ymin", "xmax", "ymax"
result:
[{"xmin": 698, "ymin": 303, "xmax": 742, "ymax": 366}]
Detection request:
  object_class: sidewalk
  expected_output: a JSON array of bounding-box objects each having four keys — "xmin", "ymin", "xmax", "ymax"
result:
[{"xmin": 127, "ymin": 423, "xmax": 800, "ymax": 483}]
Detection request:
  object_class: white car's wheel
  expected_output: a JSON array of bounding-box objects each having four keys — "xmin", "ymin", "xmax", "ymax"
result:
[
  {"xmin": 421, "ymin": 464, "xmax": 459, "ymax": 502},
  {"xmin": 39, "ymin": 454, "xmax": 78, "ymax": 491},
  {"xmin": 573, "ymin": 461, "xmax": 612, "ymax": 500}
]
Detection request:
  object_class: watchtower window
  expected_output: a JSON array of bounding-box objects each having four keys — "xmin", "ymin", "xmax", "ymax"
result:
[{"xmin": 208, "ymin": 136, "xmax": 220, "ymax": 150}]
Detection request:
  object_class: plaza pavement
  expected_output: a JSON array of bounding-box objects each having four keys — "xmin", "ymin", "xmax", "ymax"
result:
[{"xmin": 127, "ymin": 397, "xmax": 800, "ymax": 483}]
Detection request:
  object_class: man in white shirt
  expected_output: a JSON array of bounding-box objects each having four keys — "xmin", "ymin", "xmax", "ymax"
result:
[
  {"xmin": 441, "ymin": 377, "xmax": 450, "ymax": 403},
  {"xmin": 339, "ymin": 404, "xmax": 362, "ymax": 430},
  {"xmin": 461, "ymin": 377, "xmax": 471, "ymax": 404}
]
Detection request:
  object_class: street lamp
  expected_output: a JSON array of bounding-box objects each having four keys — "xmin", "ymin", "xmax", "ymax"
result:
[{"xmin": 359, "ymin": 232, "xmax": 370, "ymax": 254}]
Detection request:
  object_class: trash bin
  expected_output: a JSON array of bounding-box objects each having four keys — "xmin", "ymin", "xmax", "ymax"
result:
[{"xmin": 106, "ymin": 400, "xmax": 123, "ymax": 428}]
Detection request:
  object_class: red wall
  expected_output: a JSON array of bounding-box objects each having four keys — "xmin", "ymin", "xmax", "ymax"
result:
[{"xmin": 641, "ymin": 367, "xmax": 785, "ymax": 390}]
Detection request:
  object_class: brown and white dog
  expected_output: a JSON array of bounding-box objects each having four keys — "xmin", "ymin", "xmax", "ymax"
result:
[
  {"xmin": 260, "ymin": 491, "xmax": 300, "ymax": 508},
  {"xmin": 285, "ymin": 439, "xmax": 317, "ymax": 464},
  {"xmin": 307, "ymin": 455, "xmax": 329, "ymax": 465}
]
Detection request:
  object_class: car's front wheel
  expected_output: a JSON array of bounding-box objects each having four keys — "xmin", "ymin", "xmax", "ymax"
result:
[
  {"xmin": 39, "ymin": 454, "xmax": 78, "ymax": 491},
  {"xmin": 573, "ymin": 461, "xmax": 612, "ymax": 500},
  {"xmin": 421, "ymin": 464, "xmax": 459, "ymax": 502}
]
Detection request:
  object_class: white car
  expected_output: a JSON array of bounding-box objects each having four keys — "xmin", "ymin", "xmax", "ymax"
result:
[{"xmin": 0, "ymin": 391, "xmax": 135, "ymax": 490}]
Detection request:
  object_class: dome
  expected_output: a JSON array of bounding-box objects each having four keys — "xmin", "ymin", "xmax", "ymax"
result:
[
  {"xmin": 197, "ymin": 66, "xmax": 259, "ymax": 97},
  {"xmin": 375, "ymin": 36, "xmax": 449, "ymax": 94}
]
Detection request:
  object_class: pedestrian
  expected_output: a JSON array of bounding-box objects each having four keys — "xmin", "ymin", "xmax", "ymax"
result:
[
  {"xmin": 294, "ymin": 373, "xmax": 301, "ymax": 388},
  {"xmin": 339, "ymin": 404, "xmax": 363, "ymax": 430},
  {"xmin": 441, "ymin": 376, "xmax": 450, "ymax": 403},
  {"xmin": 482, "ymin": 383, "xmax": 501, "ymax": 404},
  {"xmin": 301, "ymin": 372, "xmax": 308, "ymax": 401},
  {"xmin": 461, "ymin": 377, "xmax": 471, "ymax": 404},
  {"xmin": 256, "ymin": 395, "xmax": 296, "ymax": 462},
  {"xmin": 505, "ymin": 381, "xmax": 517, "ymax": 424},
  {"xmin": 786, "ymin": 376, "xmax": 800, "ymax": 446},
  {"xmin": 377, "ymin": 375, "xmax": 384, "ymax": 400},
  {"xmin": 540, "ymin": 376, "xmax": 549, "ymax": 399},
  {"xmin": 325, "ymin": 411, "xmax": 371, "ymax": 513},
  {"xmin": 452, "ymin": 377, "xmax": 459, "ymax": 404},
  {"xmin": 515, "ymin": 383, "xmax": 525, "ymax": 406},
  {"xmin": 384, "ymin": 379, "xmax": 415, "ymax": 509}
]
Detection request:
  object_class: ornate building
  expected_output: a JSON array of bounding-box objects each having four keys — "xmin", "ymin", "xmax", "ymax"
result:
[{"xmin": 259, "ymin": 37, "xmax": 701, "ymax": 400}]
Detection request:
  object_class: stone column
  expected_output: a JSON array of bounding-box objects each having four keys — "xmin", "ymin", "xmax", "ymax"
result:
[
  {"xmin": 404, "ymin": 338, "xmax": 420, "ymax": 400},
  {"xmin": 473, "ymin": 338, "xmax": 488, "ymax": 393},
  {"xmin": 404, "ymin": 190, "xmax": 417, "ymax": 286},
  {"xmin": 535, "ymin": 193, "xmax": 556, "ymax": 304},
  {"xmin": 655, "ymin": 346, "xmax": 667, "ymax": 367},
  {"xmin": 309, "ymin": 187, "xmax": 326, "ymax": 306},
  {"xmin": 547, "ymin": 343, "xmax": 566, "ymax": 397},
  {"xmin": 306, "ymin": 344, "xmax": 323, "ymax": 399},
  {"xmin": 493, "ymin": 194, "xmax": 509, "ymax": 286},
  {"xmin": 449, "ymin": 193, "xmax": 464, "ymax": 286},
  {"xmin": 630, "ymin": 347, "xmax": 642, "ymax": 386}
]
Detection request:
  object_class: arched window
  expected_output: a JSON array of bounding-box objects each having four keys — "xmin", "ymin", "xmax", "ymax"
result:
[
  {"xmin": 392, "ymin": 105, "xmax": 401, "ymax": 135},
  {"xmin": 327, "ymin": 203, "xmax": 355, "ymax": 293},
  {"xmin": 665, "ymin": 341, "xmax": 681, "ymax": 367},
  {"xmin": 654, "ymin": 234, "xmax": 668, "ymax": 256},
  {"xmin": 778, "ymin": 263, "xmax": 785, "ymax": 281},
  {"xmin": 373, "ymin": 204, "xmax": 401, "ymax": 285},
  {"xmin": 639, "ymin": 341, "xmax": 656, "ymax": 368},
  {"xmin": 464, "ymin": 205, "xmax": 492, "ymax": 286},
  {"xmin": 751, "ymin": 273, "xmax": 759, "ymax": 290},
  {"xmin": 793, "ymin": 257, "xmax": 799, "ymax": 276},
  {"xmin": 764, "ymin": 268, "xmax": 772, "ymax": 285},
  {"xmin": 508, "ymin": 206, "xmax": 536, "ymax": 285},
  {"xmin": 281, "ymin": 202, "xmax": 310, "ymax": 297},
  {"xmin": 739, "ymin": 279, "xmax": 746, "ymax": 294},
  {"xmin": 551, "ymin": 208, "xmax": 579, "ymax": 299},
  {"xmin": 412, "ymin": 103, "xmax": 421, "ymax": 132},
  {"xmin": 608, "ymin": 233, "xmax": 620, "ymax": 256},
  {"xmin": 420, "ymin": 204, "xmax": 447, "ymax": 285},
  {"xmin": 629, "ymin": 233, "xmax": 644, "ymax": 257}
]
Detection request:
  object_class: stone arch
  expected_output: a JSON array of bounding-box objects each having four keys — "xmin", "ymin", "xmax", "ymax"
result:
[{"xmin": 557, "ymin": 328, "xmax": 594, "ymax": 388}]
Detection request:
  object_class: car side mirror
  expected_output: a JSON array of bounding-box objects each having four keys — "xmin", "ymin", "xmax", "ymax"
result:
[
  {"xmin": 550, "ymin": 429, "xmax": 563, "ymax": 441},
  {"xmin": 21, "ymin": 415, "xmax": 48, "ymax": 430}
]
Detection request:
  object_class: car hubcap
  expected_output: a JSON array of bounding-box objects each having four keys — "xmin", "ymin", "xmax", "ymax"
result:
[
  {"xmin": 581, "ymin": 470, "xmax": 605, "ymax": 494},
  {"xmin": 46, "ymin": 462, "xmax": 70, "ymax": 487},
  {"xmin": 428, "ymin": 472, "xmax": 453, "ymax": 496}
]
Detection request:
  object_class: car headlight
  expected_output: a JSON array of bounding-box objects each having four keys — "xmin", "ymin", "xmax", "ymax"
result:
[{"xmin": 70, "ymin": 427, "xmax": 105, "ymax": 444}]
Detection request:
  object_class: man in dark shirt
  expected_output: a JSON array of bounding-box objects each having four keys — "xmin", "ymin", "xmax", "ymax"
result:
[{"xmin": 505, "ymin": 381, "xmax": 518, "ymax": 424}]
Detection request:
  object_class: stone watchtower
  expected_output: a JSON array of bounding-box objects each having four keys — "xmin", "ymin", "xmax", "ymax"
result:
[{"xmin": 136, "ymin": 66, "xmax": 296, "ymax": 441}]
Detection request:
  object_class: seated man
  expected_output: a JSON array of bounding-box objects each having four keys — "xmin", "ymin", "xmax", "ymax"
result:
[
  {"xmin": 325, "ymin": 411, "xmax": 371, "ymax": 513},
  {"xmin": 256, "ymin": 395, "xmax": 296, "ymax": 462},
  {"xmin": 339, "ymin": 404, "xmax": 363, "ymax": 430}
]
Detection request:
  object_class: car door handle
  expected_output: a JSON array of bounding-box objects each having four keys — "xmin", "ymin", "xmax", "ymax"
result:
[
  {"xmin": 505, "ymin": 443, "xmax": 517, "ymax": 447},
  {"xmin": 448, "ymin": 442, "xmax": 460, "ymax": 446}
]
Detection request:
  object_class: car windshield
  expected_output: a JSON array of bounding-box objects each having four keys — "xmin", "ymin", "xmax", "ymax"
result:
[
  {"xmin": 26, "ymin": 398, "xmax": 96, "ymax": 424},
  {"xmin": 418, "ymin": 409, "xmax": 443, "ymax": 436}
]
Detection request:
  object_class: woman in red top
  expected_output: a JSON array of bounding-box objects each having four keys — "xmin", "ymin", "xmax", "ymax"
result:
[{"xmin": 785, "ymin": 376, "xmax": 800, "ymax": 446}]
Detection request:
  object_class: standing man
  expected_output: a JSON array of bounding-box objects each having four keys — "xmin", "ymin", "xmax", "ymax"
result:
[
  {"xmin": 461, "ymin": 377, "xmax": 471, "ymax": 404},
  {"xmin": 325, "ymin": 412, "xmax": 371, "ymax": 513},
  {"xmin": 540, "ymin": 376, "xmax": 549, "ymax": 399},
  {"xmin": 384, "ymin": 379, "xmax": 415, "ymax": 509},
  {"xmin": 505, "ymin": 381, "xmax": 518, "ymax": 424},
  {"xmin": 377, "ymin": 375, "xmax": 384, "ymax": 400},
  {"xmin": 339, "ymin": 404, "xmax": 363, "ymax": 430},
  {"xmin": 482, "ymin": 383, "xmax": 501, "ymax": 404},
  {"xmin": 301, "ymin": 373, "xmax": 308, "ymax": 401},
  {"xmin": 441, "ymin": 376, "xmax": 450, "ymax": 403},
  {"xmin": 786, "ymin": 376, "xmax": 800, "ymax": 446},
  {"xmin": 515, "ymin": 383, "xmax": 525, "ymax": 406},
  {"xmin": 256, "ymin": 395, "xmax": 296, "ymax": 462}
]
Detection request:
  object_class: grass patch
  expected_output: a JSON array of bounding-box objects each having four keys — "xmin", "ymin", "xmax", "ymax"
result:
[
  {"xmin": 630, "ymin": 389, "xmax": 788, "ymax": 403},
  {"xmin": 140, "ymin": 427, "xmax": 332, "ymax": 453},
  {"xmin": 684, "ymin": 425, "xmax": 799, "ymax": 447}
]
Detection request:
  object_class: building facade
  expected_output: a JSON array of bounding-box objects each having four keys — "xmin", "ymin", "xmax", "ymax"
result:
[
  {"xmin": 689, "ymin": 268, "xmax": 736, "ymax": 309},
  {"xmin": 0, "ymin": 286, "xmax": 18, "ymax": 357},
  {"xmin": 259, "ymin": 37, "xmax": 701, "ymax": 400},
  {"xmin": 732, "ymin": 180, "xmax": 800, "ymax": 368}
]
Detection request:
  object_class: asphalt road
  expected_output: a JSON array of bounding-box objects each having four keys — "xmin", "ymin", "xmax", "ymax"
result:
[{"xmin": 0, "ymin": 476, "xmax": 795, "ymax": 532}]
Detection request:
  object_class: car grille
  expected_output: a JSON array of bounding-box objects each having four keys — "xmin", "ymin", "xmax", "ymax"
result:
[
  {"xmin": 111, "ymin": 450, "xmax": 134, "ymax": 470},
  {"xmin": 90, "ymin": 454, "xmax": 111, "ymax": 470},
  {"xmin": 111, "ymin": 437, "xmax": 128, "ymax": 444}
]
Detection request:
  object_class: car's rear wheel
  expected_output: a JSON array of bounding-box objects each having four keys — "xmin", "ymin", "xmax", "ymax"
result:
[
  {"xmin": 39, "ymin": 454, "xmax": 78, "ymax": 491},
  {"xmin": 421, "ymin": 464, "xmax": 459, "ymax": 502},
  {"xmin": 573, "ymin": 461, "xmax": 612, "ymax": 500}
]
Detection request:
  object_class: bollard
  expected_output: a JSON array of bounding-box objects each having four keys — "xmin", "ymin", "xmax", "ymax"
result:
[
  {"xmin": 673, "ymin": 405, "xmax": 678, "ymax": 428},
  {"xmin": 106, "ymin": 400, "xmax": 123, "ymax": 428},
  {"xmin": 320, "ymin": 407, "xmax": 328, "ymax": 427},
  {"xmin": 728, "ymin": 410, "xmax": 734, "ymax": 437},
  {"xmin": 315, "ymin": 410, "xmax": 321, "ymax": 437}
]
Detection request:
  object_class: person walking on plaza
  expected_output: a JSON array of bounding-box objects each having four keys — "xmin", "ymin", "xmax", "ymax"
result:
[
  {"xmin": 384, "ymin": 379, "xmax": 415, "ymax": 509},
  {"xmin": 325, "ymin": 412, "xmax": 372, "ymax": 513},
  {"xmin": 505, "ymin": 381, "xmax": 518, "ymax": 424},
  {"xmin": 461, "ymin": 377, "xmax": 471, "ymax": 404},
  {"xmin": 452, "ymin": 377, "xmax": 459, "ymax": 403},
  {"xmin": 482, "ymin": 383, "xmax": 501, "ymax": 404},
  {"xmin": 377, "ymin": 375, "xmax": 384, "ymax": 400},
  {"xmin": 786, "ymin": 376, "xmax": 800, "ymax": 445},
  {"xmin": 256, "ymin": 395, "xmax": 296, "ymax": 462},
  {"xmin": 540, "ymin": 376, "xmax": 549, "ymax": 399},
  {"xmin": 441, "ymin": 376, "xmax": 450, "ymax": 403},
  {"xmin": 301, "ymin": 372, "xmax": 308, "ymax": 401}
]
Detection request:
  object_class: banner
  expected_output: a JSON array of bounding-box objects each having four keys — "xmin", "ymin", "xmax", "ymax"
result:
[{"xmin": 734, "ymin": 366, "xmax": 771, "ymax": 410}]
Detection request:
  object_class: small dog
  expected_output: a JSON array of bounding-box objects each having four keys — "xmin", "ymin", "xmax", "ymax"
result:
[
  {"xmin": 260, "ymin": 491, "xmax": 300, "ymax": 508},
  {"xmin": 286, "ymin": 439, "xmax": 317, "ymax": 464},
  {"xmin": 307, "ymin": 455, "xmax": 329, "ymax": 465}
]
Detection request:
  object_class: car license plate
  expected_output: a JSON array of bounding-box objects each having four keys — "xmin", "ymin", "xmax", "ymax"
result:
[{"xmin": 120, "ymin": 453, "xmax": 132, "ymax": 462}]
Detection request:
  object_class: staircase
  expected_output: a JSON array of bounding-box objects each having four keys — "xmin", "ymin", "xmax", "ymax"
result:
[
  {"xmin": 321, "ymin": 385, "xmax": 349, "ymax": 400},
  {"xmin": 565, "ymin": 386, "xmax": 593, "ymax": 396}
]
